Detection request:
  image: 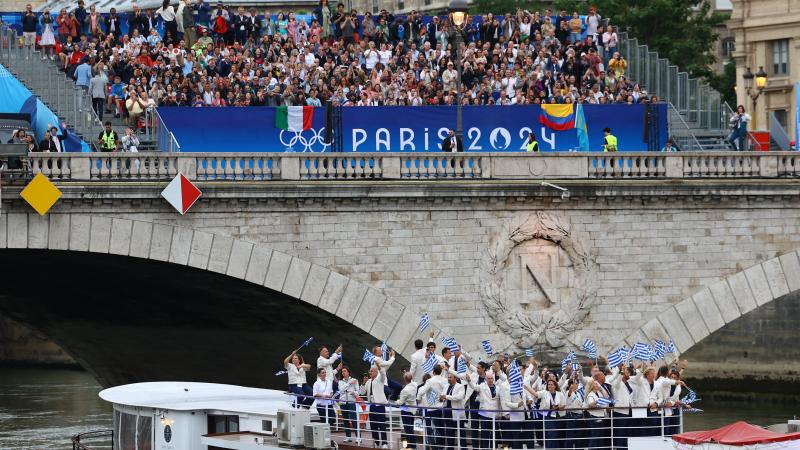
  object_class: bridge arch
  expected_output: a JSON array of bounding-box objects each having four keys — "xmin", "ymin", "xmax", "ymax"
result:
[
  {"xmin": 0, "ymin": 212, "xmax": 427, "ymax": 385},
  {"xmin": 619, "ymin": 251, "xmax": 800, "ymax": 355}
]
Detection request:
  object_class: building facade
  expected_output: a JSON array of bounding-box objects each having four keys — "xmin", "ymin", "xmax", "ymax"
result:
[{"xmin": 728, "ymin": 0, "xmax": 799, "ymax": 139}]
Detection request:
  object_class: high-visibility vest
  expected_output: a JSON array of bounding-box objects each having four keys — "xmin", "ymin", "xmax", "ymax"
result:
[
  {"xmin": 604, "ymin": 134, "xmax": 618, "ymax": 152},
  {"xmin": 526, "ymin": 140, "xmax": 539, "ymax": 152},
  {"xmin": 100, "ymin": 130, "xmax": 116, "ymax": 151}
]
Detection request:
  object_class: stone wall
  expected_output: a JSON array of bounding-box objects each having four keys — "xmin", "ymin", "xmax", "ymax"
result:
[
  {"xmin": 3, "ymin": 179, "xmax": 800, "ymax": 381},
  {"xmin": 0, "ymin": 315, "xmax": 75, "ymax": 366}
]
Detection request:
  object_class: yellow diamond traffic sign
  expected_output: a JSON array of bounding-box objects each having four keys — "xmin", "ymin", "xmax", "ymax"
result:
[{"xmin": 20, "ymin": 173, "xmax": 62, "ymax": 216}]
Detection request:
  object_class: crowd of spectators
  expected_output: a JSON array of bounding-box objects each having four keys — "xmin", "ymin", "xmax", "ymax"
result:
[{"xmin": 21, "ymin": 0, "xmax": 655, "ymax": 124}]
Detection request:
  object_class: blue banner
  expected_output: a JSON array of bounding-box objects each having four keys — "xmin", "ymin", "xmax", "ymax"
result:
[
  {"xmin": 158, "ymin": 104, "xmax": 667, "ymax": 152},
  {"xmin": 156, "ymin": 106, "xmax": 328, "ymax": 153},
  {"xmin": 344, "ymin": 104, "xmax": 667, "ymax": 152}
]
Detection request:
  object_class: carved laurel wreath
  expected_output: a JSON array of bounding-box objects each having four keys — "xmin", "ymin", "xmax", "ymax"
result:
[{"xmin": 480, "ymin": 212, "xmax": 599, "ymax": 350}]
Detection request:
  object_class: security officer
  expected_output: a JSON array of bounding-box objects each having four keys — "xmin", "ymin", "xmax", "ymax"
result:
[
  {"xmin": 526, "ymin": 132, "xmax": 540, "ymax": 152},
  {"xmin": 97, "ymin": 121, "xmax": 119, "ymax": 152},
  {"xmin": 603, "ymin": 127, "xmax": 618, "ymax": 152}
]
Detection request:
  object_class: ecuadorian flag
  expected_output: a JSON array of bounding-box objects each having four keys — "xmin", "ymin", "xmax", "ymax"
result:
[{"xmin": 539, "ymin": 104, "xmax": 575, "ymax": 131}]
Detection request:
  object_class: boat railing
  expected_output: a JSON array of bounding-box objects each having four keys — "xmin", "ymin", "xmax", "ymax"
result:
[
  {"xmin": 286, "ymin": 392, "xmax": 691, "ymax": 450},
  {"xmin": 71, "ymin": 429, "xmax": 113, "ymax": 450}
]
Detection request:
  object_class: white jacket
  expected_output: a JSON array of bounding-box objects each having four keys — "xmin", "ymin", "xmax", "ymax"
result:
[
  {"xmin": 468, "ymin": 380, "xmax": 501, "ymax": 418},
  {"xmin": 409, "ymin": 349, "xmax": 427, "ymax": 384},
  {"xmin": 534, "ymin": 390, "xmax": 566, "ymax": 418},
  {"xmin": 363, "ymin": 367, "xmax": 389, "ymax": 405},
  {"xmin": 395, "ymin": 382, "xmax": 419, "ymax": 412},
  {"xmin": 443, "ymin": 382, "xmax": 467, "ymax": 420}
]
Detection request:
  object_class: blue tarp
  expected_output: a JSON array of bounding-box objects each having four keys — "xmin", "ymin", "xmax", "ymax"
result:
[{"xmin": 0, "ymin": 63, "xmax": 89, "ymax": 151}]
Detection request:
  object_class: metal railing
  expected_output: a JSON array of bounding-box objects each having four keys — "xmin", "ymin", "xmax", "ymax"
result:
[
  {"xmin": 618, "ymin": 32, "xmax": 731, "ymax": 133},
  {"xmin": 71, "ymin": 429, "xmax": 113, "ymax": 450},
  {"xmin": 23, "ymin": 151, "xmax": 800, "ymax": 181},
  {"xmin": 289, "ymin": 392, "xmax": 685, "ymax": 450}
]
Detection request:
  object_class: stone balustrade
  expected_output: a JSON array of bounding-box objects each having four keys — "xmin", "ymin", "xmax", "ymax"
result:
[{"xmin": 23, "ymin": 152, "xmax": 800, "ymax": 181}]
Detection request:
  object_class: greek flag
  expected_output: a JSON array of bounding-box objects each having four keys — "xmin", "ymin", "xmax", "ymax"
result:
[
  {"xmin": 607, "ymin": 348, "xmax": 625, "ymax": 367},
  {"xmin": 681, "ymin": 388, "xmax": 700, "ymax": 405},
  {"xmin": 596, "ymin": 397, "xmax": 614, "ymax": 407},
  {"xmin": 572, "ymin": 362, "xmax": 581, "ymax": 374},
  {"xmin": 440, "ymin": 336, "xmax": 459, "ymax": 353},
  {"xmin": 275, "ymin": 370, "xmax": 288, "ymax": 376},
  {"xmin": 422, "ymin": 353, "xmax": 438, "ymax": 373},
  {"xmin": 631, "ymin": 343, "xmax": 652, "ymax": 361},
  {"xmin": 363, "ymin": 348, "xmax": 376, "ymax": 364},
  {"xmin": 582, "ymin": 339, "xmax": 597, "ymax": 359},
  {"xmin": 426, "ymin": 388, "xmax": 439, "ymax": 406},
  {"xmin": 457, "ymin": 357, "xmax": 467, "ymax": 374},
  {"xmin": 508, "ymin": 360, "xmax": 523, "ymax": 395},
  {"xmin": 653, "ymin": 340, "xmax": 666, "ymax": 360},
  {"xmin": 419, "ymin": 313, "xmax": 430, "ymax": 331},
  {"xmin": 561, "ymin": 351, "xmax": 576, "ymax": 372},
  {"xmin": 618, "ymin": 346, "xmax": 630, "ymax": 363},
  {"xmin": 667, "ymin": 339, "xmax": 677, "ymax": 353},
  {"xmin": 380, "ymin": 342, "xmax": 389, "ymax": 360},
  {"xmin": 301, "ymin": 337, "xmax": 314, "ymax": 347},
  {"xmin": 481, "ymin": 339, "xmax": 494, "ymax": 356},
  {"xmin": 647, "ymin": 344, "xmax": 658, "ymax": 362},
  {"xmin": 575, "ymin": 387, "xmax": 585, "ymax": 402},
  {"xmin": 525, "ymin": 349, "xmax": 535, "ymax": 357}
]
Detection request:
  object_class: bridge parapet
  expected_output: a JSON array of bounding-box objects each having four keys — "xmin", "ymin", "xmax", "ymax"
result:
[{"xmin": 25, "ymin": 151, "xmax": 800, "ymax": 182}]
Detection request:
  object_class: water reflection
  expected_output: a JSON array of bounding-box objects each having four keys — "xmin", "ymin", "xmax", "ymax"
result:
[
  {"xmin": 0, "ymin": 368, "xmax": 110, "ymax": 450},
  {"xmin": 0, "ymin": 367, "xmax": 798, "ymax": 449}
]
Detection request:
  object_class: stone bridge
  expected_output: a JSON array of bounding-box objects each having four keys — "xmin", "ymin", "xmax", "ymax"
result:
[{"xmin": 1, "ymin": 151, "xmax": 800, "ymax": 389}]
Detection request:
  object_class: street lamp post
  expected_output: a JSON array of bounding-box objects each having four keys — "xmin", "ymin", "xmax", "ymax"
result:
[
  {"xmin": 742, "ymin": 66, "xmax": 768, "ymax": 129},
  {"xmin": 448, "ymin": 0, "xmax": 469, "ymax": 142}
]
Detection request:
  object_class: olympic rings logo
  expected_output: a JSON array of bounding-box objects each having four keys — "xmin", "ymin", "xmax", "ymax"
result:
[{"xmin": 279, "ymin": 128, "xmax": 332, "ymax": 153}]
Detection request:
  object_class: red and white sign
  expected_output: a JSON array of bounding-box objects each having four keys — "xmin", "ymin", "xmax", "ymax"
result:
[{"xmin": 161, "ymin": 173, "xmax": 201, "ymax": 215}]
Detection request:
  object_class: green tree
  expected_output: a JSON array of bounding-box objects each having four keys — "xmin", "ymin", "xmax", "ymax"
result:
[{"xmin": 708, "ymin": 59, "xmax": 737, "ymax": 108}]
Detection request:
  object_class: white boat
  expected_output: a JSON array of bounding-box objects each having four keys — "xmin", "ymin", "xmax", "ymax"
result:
[{"xmin": 97, "ymin": 381, "xmax": 295, "ymax": 450}]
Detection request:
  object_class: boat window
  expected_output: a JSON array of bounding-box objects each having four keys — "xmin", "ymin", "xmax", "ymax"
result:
[
  {"xmin": 207, "ymin": 415, "xmax": 240, "ymax": 434},
  {"xmin": 262, "ymin": 420, "xmax": 273, "ymax": 432},
  {"xmin": 119, "ymin": 412, "xmax": 137, "ymax": 450},
  {"xmin": 137, "ymin": 415, "xmax": 152, "ymax": 450}
]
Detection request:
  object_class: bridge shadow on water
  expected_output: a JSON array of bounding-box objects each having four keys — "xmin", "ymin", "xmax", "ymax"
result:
[{"xmin": 0, "ymin": 249, "xmax": 403, "ymax": 389}]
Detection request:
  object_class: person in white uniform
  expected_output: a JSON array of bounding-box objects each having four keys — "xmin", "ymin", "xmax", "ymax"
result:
[
  {"xmin": 467, "ymin": 371, "xmax": 501, "ymax": 450},
  {"xmin": 441, "ymin": 372, "xmax": 467, "ymax": 450},
  {"xmin": 395, "ymin": 372, "xmax": 419, "ymax": 449},
  {"xmin": 363, "ymin": 352, "xmax": 393, "ymax": 448},
  {"xmin": 312, "ymin": 368, "xmax": 336, "ymax": 426},
  {"xmin": 283, "ymin": 351, "xmax": 313, "ymax": 407},
  {"xmin": 337, "ymin": 366, "xmax": 360, "ymax": 443}
]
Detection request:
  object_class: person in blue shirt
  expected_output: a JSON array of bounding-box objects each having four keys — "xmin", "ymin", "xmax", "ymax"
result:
[
  {"xmin": 193, "ymin": 0, "xmax": 211, "ymax": 27},
  {"xmin": 74, "ymin": 58, "xmax": 93, "ymax": 91},
  {"xmin": 306, "ymin": 88, "xmax": 322, "ymax": 107},
  {"xmin": 108, "ymin": 75, "xmax": 127, "ymax": 118}
]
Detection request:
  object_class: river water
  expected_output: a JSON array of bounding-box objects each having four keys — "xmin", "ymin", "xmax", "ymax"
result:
[{"xmin": 0, "ymin": 367, "xmax": 798, "ymax": 449}]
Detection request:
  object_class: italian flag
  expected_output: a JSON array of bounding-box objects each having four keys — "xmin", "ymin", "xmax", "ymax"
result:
[{"xmin": 275, "ymin": 106, "xmax": 314, "ymax": 132}]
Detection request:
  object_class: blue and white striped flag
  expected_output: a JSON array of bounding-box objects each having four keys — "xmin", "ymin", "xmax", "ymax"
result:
[
  {"xmin": 426, "ymin": 388, "xmax": 438, "ymax": 406},
  {"xmin": 618, "ymin": 346, "xmax": 630, "ymax": 363},
  {"xmin": 419, "ymin": 313, "xmax": 430, "ymax": 331},
  {"xmin": 481, "ymin": 339, "xmax": 494, "ymax": 356},
  {"xmin": 647, "ymin": 344, "xmax": 658, "ymax": 362},
  {"xmin": 653, "ymin": 340, "xmax": 666, "ymax": 360},
  {"xmin": 572, "ymin": 362, "xmax": 581, "ymax": 374},
  {"xmin": 380, "ymin": 342, "xmax": 389, "ymax": 360},
  {"xmin": 631, "ymin": 343, "xmax": 652, "ymax": 361},
  {"xmin": 582, "ymin": 339, "xmax": 597, "ymax": 359},
  {"xmin": 422, "ymin": 353, "xmax": 438, "ymax": 373},
  {"xmin": 363, "ymin": 348, "xmax": 376, "ymax": 364},
  {"xmin": 667, "ymin": 339, "xmax": 677, "ymax": 354},
  {"xmin": 275, "ymin": 370, "xmax": 288, "ymax": 376},
  {"xmin": 301, "ymin": 337, "xmax": 314, "ymax": 347},
  {"xmin": 596, "ymin": 397, "xmax": 614, "ymax": 407},
  {"xmin": 457, "ymin": 357, "xmax": 467, "ymax": 374},
  {"xmin": 681, "ymin": 388, "xmax": 699, "ymax": 405},
  {"xmin": 575, "ymin": 387, "xmax": 585, "ymax": 402},
  {"xmin": 440, "ymin": 336, "xmax": 459, "ymax": 353},
  {"xmin": 607, "ymin": 348, "xmax": 625, "ymax": 367},
  {"xmin": 508, "ymin": 360, "xmax": 523, "ymax": 395},
  {"xmin": 525, "ymin": 348, "xmax": 535, "ymax": 357},
  {"xmin": 561, "ymin": 351, "xmax": 576, "ymax": 372}
]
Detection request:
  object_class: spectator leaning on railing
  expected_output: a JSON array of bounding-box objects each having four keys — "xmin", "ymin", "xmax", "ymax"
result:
[{"xmin": 30, "ymin": 1, "xmax": 665, "ymax": 114}]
